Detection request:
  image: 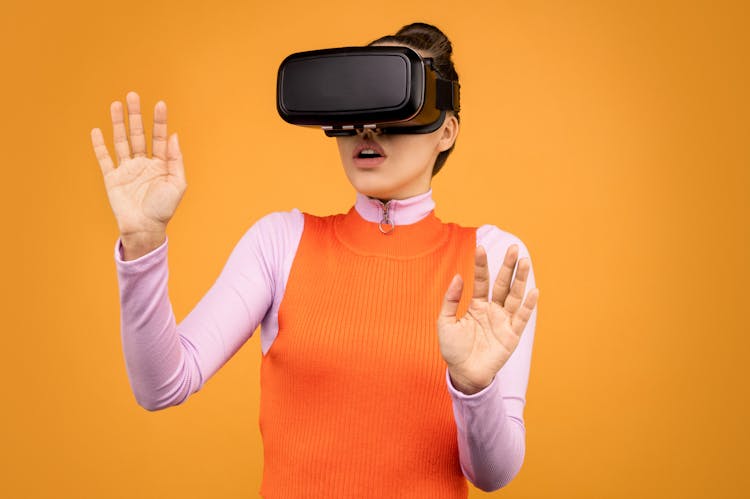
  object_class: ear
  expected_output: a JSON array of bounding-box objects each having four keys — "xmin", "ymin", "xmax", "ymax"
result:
[{"xmin": 437, "ymin": 113, "xmax": 459, "ymax": 152}]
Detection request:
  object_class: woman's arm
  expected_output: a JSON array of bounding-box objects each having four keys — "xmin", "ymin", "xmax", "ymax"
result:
[
  {"xmin": 114, "ymin": 210, "xmax": 301, "ymax": 410},
  {"xmin": 446, "ymin": 225, "xmax": 538, "ymax": 491}
]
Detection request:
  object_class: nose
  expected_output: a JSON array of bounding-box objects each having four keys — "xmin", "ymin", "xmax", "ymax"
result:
[{"xmin": 355, "ymin": 126, "xmax": 383, "ymax": 138}]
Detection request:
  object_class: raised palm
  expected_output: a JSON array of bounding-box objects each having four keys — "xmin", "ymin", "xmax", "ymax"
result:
[
  {"xmin": 438, "ymin": 244, "xmax": 539, "ymax": 395},
  {"xmin": 91, "ymin": 91, "xmax": 186, "ymax": 237}
]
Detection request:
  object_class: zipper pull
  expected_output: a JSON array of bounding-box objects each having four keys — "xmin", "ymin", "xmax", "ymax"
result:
[{"xmin": 379, "ymin": 200, "xmax": 394, "ymax": 234}]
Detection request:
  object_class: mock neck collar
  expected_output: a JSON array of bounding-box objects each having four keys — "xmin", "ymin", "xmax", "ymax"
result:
[
  {"xmin": 331, "ymin": 188, "xmax": 446, "ymax": 257},
  {"xmin": 354, "ymin": 189, "xmax": 436, "ymax": 226}
]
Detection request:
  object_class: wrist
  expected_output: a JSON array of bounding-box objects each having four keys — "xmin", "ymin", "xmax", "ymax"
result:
[
  {"xmin": 120, "ymin": 231, "xmax": 166, "ymax": 261},
  {"xmin": 448, "ymin": 369, "xmax": 494, "ymax": 396}
]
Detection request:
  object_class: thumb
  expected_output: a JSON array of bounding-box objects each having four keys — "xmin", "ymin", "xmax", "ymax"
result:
[{"xmin": 167, "ymin": 133, "xmax": 186, "ymax": 183}]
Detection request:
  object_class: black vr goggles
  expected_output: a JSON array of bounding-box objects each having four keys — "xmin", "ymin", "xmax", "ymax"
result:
[{"xmin": 276, "ymin": 46, "xmax": 460, "ymax": 136}]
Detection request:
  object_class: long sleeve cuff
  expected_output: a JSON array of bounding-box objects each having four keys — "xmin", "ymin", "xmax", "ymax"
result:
[{"xmin": 114, "ymin": 235, "xmax": 169, "ymax": 271}]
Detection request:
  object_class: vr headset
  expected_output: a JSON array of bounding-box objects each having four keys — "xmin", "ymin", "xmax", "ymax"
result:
[{"xmin": 276, "ymin": 46, "xmax": 460, "ymax": 136}]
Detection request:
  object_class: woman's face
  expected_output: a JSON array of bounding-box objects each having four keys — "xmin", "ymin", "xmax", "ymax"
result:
[{"xmin": 335, "ymin": 45, "xmax": 459, "ymax": 201}]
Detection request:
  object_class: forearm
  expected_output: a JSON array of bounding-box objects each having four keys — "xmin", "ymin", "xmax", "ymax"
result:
[
  {"xmin": 115, "ymin": 236, "xmax": 201, "ymax": 410},
  {"xmin": 446, "ymin": 368, "xmax": 526, "ymax": 491}
]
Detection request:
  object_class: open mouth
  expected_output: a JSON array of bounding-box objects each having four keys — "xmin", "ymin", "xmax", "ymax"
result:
[
  {"xmin": 357, "ymin": 148, "xmax": 383, "ymax": 159},
  {"xmin": 353, "ymin": 141, "xmax": 386, "ymax": 160}
]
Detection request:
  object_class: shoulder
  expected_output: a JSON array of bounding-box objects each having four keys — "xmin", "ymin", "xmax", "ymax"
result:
[
  {"xmin": 241, "ymin": 209, "xmax": 305, "ymax": 244},
  {"xmin": 230, "ymin": 209, "xmax": 305, "ymax": 263},
  {"xmin": 476, "ymin": 224, "xmax": 534, "ymax": 260},
  {"xmin": 251, "ymin": 209, "xmax": 305, "ymax": 233}
]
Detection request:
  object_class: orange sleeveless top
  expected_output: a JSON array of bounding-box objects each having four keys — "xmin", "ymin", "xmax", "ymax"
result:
[{"xmin": 259, "ymin": 205, "xmax": 476, "ymax": 498}]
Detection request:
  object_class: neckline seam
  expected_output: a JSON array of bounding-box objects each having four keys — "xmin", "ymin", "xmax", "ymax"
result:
[{"xmin": 332, "ymin": 212, "xmax": 453, "ymax": 260}]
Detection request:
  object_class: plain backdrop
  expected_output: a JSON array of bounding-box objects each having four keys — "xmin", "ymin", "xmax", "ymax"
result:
[{"xmin": 0, "ymin": 0, "xmax": 747, "ymax": 497}]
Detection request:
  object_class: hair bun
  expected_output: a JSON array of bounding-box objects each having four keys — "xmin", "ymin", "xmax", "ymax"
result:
[{"xmin": 396, "ymin": 22, "xmax": 452, "ymax": 51}]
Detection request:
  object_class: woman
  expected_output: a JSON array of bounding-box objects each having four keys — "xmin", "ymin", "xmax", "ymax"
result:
[{"xmin": 91, "ymin": 22, "xmax": 539, "ymax": 498}]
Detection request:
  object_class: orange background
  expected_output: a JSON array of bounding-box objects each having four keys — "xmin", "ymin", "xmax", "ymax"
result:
[{"xmin": 1, "ymin": 0, "xmax": 748, "ymax": 497}]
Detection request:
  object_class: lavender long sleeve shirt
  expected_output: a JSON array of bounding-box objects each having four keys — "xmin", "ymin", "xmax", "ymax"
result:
[{"xmin": 113, "ymin": 188, "xmax": 538, "ymax": 492}]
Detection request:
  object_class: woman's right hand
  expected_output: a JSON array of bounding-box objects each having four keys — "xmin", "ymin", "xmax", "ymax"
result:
[{"xmin": 91, "ymin": 91, "xmax": 186, "ymax": 254}]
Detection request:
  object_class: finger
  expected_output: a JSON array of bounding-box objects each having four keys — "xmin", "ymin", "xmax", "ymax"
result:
[
  {"xmin": 110, "ymin": 100, "xmax": 131, "ymax": 163},
  {"xmin": 167, "ymin": 133, "xmax": 186, "ymax": 184},
  {"xmin": 90, "ymin": 128, "xmax": 115, "ymax": 176},
  {"xmin": 512, "ymin": 288, "xmax": 539, "ymax": 336},
  {"xmin": 438, "ymin": 274, "xmax": 463, "ymax": 324},
  {"xmin": 491, "ymin": 244, "xmax": 519, "ymax": 307},
  {"xmin": 472, "ymin": 245, "xmax": 490, "ymax": 301},
  {"xmin": 152, "ymin": 100, "xmax": 168, "ymax": 161},
  {"xmin": 126, "ymin": 91, "xmax": 147, "ymax": 157},
  {"xmin": 502, "ymin": 257, "xmax": 531, "ymax": 315}
]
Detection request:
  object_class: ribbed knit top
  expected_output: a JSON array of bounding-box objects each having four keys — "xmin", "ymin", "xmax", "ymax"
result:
[{"xmin": 258, "ymin": 206, "xmax": 476, "ymax": 497}]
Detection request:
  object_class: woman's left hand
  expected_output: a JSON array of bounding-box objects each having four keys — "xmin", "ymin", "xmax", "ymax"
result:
[{"xmin": 438, "ymin": 244, "xmax": 539, "ymax": 395}]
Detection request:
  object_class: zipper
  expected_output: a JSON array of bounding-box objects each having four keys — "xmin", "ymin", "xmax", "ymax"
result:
[{"xmin": 377, "ymin": 199, "xmax": 395, "ymax": 234}]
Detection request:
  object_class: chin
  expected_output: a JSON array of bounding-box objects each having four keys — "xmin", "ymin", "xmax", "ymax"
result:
[{"xmin": 343, "ymin": 162, "xmax": 429, "ymax": 200}]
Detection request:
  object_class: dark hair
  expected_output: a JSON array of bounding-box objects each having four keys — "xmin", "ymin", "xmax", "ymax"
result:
[{"xmin": 368, "ymin": 22, "xmax": 460, "ymax": 177}]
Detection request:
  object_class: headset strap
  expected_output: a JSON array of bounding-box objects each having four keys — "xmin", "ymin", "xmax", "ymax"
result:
[{"xmin": 436, "ymin": 79, "xmax": 460, "ymax": 112}]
